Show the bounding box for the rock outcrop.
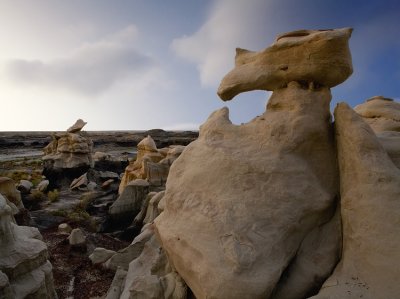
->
[310,103,400,299]
[42,119,93,188]
[109,179,150,223]
[218,28,353,101]
[0,194,56,298]
[106,27,400,299]
[155,81,341,299]
[106,225,187,299]
[118,136,185,193]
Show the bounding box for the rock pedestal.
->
[42,119,93,189]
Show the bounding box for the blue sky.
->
[0,0,399,131]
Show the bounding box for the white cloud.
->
[171,0,272,88]
[4,25,156,95]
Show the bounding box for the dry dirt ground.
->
[42,227,129,299]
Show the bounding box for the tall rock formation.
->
[155,28,353,299]
[309,103,400,299]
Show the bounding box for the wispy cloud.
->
[5,25,157,95]
[171,0,272,88]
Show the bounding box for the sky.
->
[0,0,399,131]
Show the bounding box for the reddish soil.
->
[42,227,129,299]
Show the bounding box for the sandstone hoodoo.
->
[156,28,347,298]
[150,28,398,299]
[42,119,93,188]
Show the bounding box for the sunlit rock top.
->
[218,27,353,101]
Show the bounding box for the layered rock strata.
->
[0,194,56,299]
[42,119,93,188]
[119,136,185,193]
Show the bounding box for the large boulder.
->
[0,194,56,298]
[310,103,400,299]
[218,28,353,101]
[155,81,340,299]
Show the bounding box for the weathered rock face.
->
[310,103,400,299]
[43,132,93,169]
[155,81,340,299]
[110,179,150,220]
[107,224,187,299]
[42,119,93,188]
[0,194,56,299]
[218,28,353,101]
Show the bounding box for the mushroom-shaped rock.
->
[67,118,87,133]
[218,27,353,101]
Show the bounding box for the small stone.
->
[58,223,72,234]
[36,180,49,192]
[68,228,86,246]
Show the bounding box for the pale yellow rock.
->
[218,28,353,101]
[309,103,400,299]
[118,135,164,194]
[354,95,400,132]
[155,82,339,299]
